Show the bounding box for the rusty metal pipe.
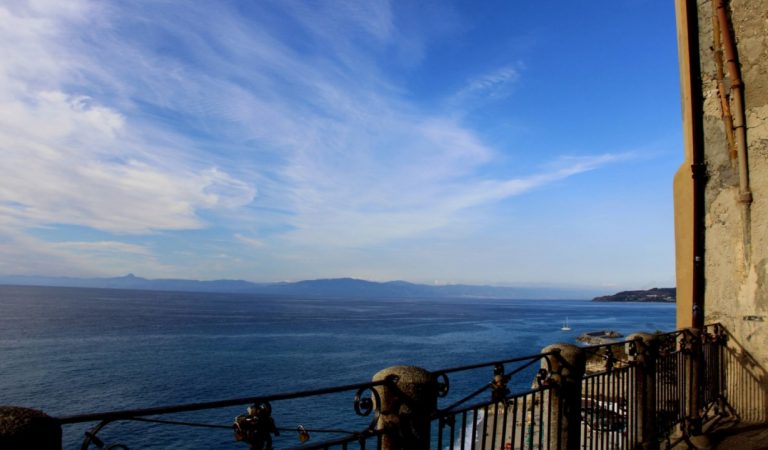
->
[714,0,752,205]
[711,5,737,161]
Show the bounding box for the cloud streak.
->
[0,0,636,278]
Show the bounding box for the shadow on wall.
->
[722,328,768,423]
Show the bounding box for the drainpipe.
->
[680,0,707,329]
[714,0,753,265]
[711,7,737,162]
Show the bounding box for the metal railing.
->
[431,352,560,450]
[577,324,727,449]
[2,325,729,450]
[57,380,392,450]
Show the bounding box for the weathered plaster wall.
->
[695,0,768,422]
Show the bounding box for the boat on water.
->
[561,318,572,331]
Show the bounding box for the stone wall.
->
[675,0,768,422]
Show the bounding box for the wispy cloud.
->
[453,65,522,103]
[0,2,256,237]
[278,152,630,248]
[52,240,152,255]
[235,234,265,249]
[0,0,634,278]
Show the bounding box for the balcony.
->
[4,322,766,449]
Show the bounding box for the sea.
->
[0,285,675,449]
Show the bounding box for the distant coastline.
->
[0,274,608,300]
[592,287,675,303]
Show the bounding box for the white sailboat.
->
[561,318,572,331]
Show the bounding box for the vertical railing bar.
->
[617,369,622,449]
[660,341,665,436]
[628,365,631,447]
[481,405,489,450]
[510,396,518,449]
[608,370,612,450]
[500,397,508,450]
[621,368,626,448]
[629,365,634,448]
[518,395,526,450]
[595,373,600,450]
[547,388,553,450]
[622,366,628,448]
[587,375,592,450]
[609,371,614,450]
[528,393,535,450]
[537,388,544,449]
[556,391,563,450]
[437,417,444,450]
[626,365,637,448]
[490,401,499,450]
[471,407,479,450]
[460,411,467,450]
[531,392,537,450]
[659,353,663,435]
[627,366,632,448]
[603,373,608,450]
[450,412,456,450]
[585,358,591,450]
[615,369,619,449]
[602,372,607,450]
[665,351,669,433]
[685,341,689,422]
[683,339,688,426]
[596,373,602,450]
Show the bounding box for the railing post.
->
[373,365,437,450]
[683,328,704,436]
[541,344,585,450]
[0,406,61,450]
[627,333,659,450]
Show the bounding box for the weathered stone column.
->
[541,344,585,450]
[627,333,659,450]
[0,406,61,450]
[372,365,437,450]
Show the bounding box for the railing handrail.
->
[57,378,393,425]
[434,350,559,375]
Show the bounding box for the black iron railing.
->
[431,352,560,450]
[57,380,392,450]
[577,323,728,450]
[25,324,728,450]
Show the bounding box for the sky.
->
[0,0,683,290]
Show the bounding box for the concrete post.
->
[0,406,61,450]
[372,365,437,450]
[627,333,659,450]
[541,344,585,450]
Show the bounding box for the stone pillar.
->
[627,333,659,450]
[372,365,437,450]
[0,406,61,450]
[541,344,585,450]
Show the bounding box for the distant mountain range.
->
[592,287,676,303]
[0,274,611,300]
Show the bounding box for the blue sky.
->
[0,0,681,290]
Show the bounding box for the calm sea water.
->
[0,285,675,449]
